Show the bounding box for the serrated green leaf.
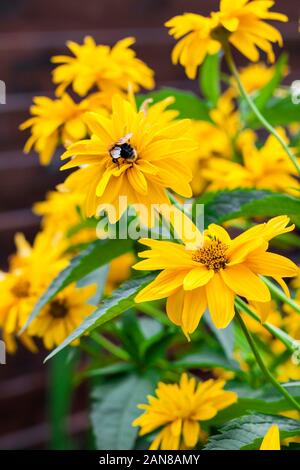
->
[136,87,212,121]
[21,238,133,333]
[204,412,300,450]
[199,53,221,107]
[90,373,155,450]
[44,274,155,362]
[195,189,300,227]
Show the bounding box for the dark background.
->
[0,0,299,449]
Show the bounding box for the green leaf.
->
[196,189,300,227]
[90,373,154,450]
[21,238,133,333]
[248,54,287,115]
[171,347,240,371]
[136,87,212,121]
[204,311,234,360]
[209,382,300,425]
[204,412,300,450]
[44,274,155,362]
[251,95,300,127]
[199,53,221,107]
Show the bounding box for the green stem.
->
[235,297,296,352]
[224,44,300,176]
[138,302,171,327]
[262,276,300,315]
[235,309,300,412]
[90,331,130,361]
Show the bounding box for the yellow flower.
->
[52,36,155,97]
[61,95,194,223]
[104,252,135,295]
[260,424,280,450]
[0,231,68,352]
[165,1,287,79]
[20,92,107,165]
[134,216,298,335]
[190,90,240,195]
[242,300,282,339]
[33,188,96,246]
[28,283,96,349]
[202,129,300,194]
[235,63,275,94]
[133,373,237,450]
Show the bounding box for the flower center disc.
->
[49,300,68,319]
[192,239,228,271]
[11,280,30,298]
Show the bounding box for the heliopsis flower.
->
[61,95,195,223]
[28,283,96,349]
[134,216,298,336]
[20,93,107,165]
[133,373,237,450]
[33,188,96,246]
[260,424,280,450]
[0,231,68,352]
[202,129,300,194]
[190,90,240,195]
[52,36,155,97]
[165,1,288,79]
[104,252,135,295]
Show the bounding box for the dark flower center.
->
[49,300,68,319]
[192,238,228,271]
[11,280,30,298]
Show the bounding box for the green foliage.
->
[136,87,212,121]
[90,373,155,450]
[196,189,300,227]
[45,274,155,361]
[199,53,221,107]
[22,238,134,332]
[204,412,300,450]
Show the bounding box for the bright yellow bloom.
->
[134,216,298,335]
[260,424,280,450]
[28,283,95,349]
[235,63,275,94]
[165,1,287,79]
[61,95,194,223]
[133,373,237,450]
[20,93,107,165]
[52,36,155,97]
[104,252,135,295]
[190,90,240,195]
[242,300,282,338]
[33,188,96,246]
[0,231,68,352]
[202,129,300,194]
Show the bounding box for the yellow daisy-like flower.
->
[28,283,96,349]
[202,129,300,195]
[52,36,155,97]
[260,424,280,450]
[165,0,288,79]
[0,231,68,352]
[33,188,96,246]
[20,92,107,165]
[134,216,298,336]
[61,95,194,223]
[133,373,237,450]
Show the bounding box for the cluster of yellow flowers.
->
[0,0,299,451]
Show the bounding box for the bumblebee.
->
[109,133,137,164]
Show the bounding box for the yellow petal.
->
[183,420,200,448]
[205,273,235,329]
[221,265,271,302]
[260,424,280,450]
[183,267,214,290]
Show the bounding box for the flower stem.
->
[224,44,300,176]
[235,308,300,412]
[262,276,300,316]
[235,297,296,352]
[90,331,130,361]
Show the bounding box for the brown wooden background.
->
[0,0,299,449]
